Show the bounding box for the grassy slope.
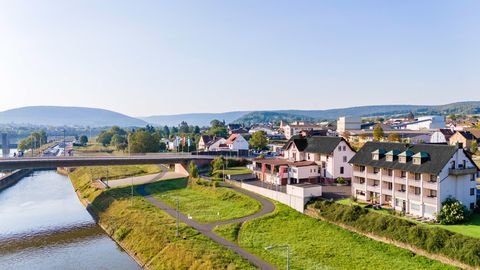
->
[222,167,253,175]
[86,165,162,180]
[69,167,255,270]
[145,178,261,223]
[216,203,454,270]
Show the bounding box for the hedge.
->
[311,200,480,267]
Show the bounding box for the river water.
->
[0,170,141,270]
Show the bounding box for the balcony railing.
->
[366,185,381,193]
[352,182,365,191]
[409,194,421,202]
[449,167,477,176]
[394,177,406,185]
[423,181,438,190]
[395,190,406,199]
[353,171,366,177]
[382,188,393,195]
[423,196,437,205]
[366,173,380,180]
[409,180,421,187]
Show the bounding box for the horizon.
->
[2,100,479,118]
[1,1,478,115]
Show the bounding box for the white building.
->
[349,142,479,219]
[281,121,326,139]
[430,129,454,144]
[224,134,249,151]
[393,116,445,130]
[337,116,362,133]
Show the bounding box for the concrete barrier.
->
[227,180,320,212]
[0,169,33,191]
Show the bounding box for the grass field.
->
[215,202,455,270]
[222,167,253,176]
[69,167,255,269]
[145,178,261,223]
[85,165,162,181]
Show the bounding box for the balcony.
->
[395,190,406,199]
[449,167,477,176]
[409,179,421,187]
[423,181,438,190]
[353,170,366,177]
[423,196,438,205]
[367,173,380,180]
[366,184,381,193]
[382,188,393,195]
[382,176,393,182]
[409,194,421,202]
[394,177,406,185]
[352,182,365,191]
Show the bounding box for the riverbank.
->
[0,169,32,191]
[69,166,255,269]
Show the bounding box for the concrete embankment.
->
[0,169,33,192]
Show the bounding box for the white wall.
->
[230,135,249,150]
[430,131,447,143]
[331,141,355,179]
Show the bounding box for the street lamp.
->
[265,245,290,270]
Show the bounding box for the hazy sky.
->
[0,1,478,116]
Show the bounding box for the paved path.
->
[137,181,276,270]
[107,165,187,188]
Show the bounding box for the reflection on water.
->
[0,171,140,270]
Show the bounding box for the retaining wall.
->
[0,169,33,191]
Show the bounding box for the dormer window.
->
[386,150,400,162]
[398,150,414,163]
[399,156,407,163]
[371,149,385,161]
[412,152,429,165]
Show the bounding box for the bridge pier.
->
[1,133,9,157]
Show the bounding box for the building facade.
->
[349,142,478,219]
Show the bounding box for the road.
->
[137,181,276,270]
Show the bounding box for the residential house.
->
[223,134,249,151]
[198,135,213,151]
[449,131,478,150]
[430,129,454,144]
[281,121,326,139]
[349,142,479,219]
[205,137,227,151]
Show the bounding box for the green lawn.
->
[215,202,455,270]
[222,167,253,176]
[145,178,261,223]
[85,165,162,181]
[435,213,480,239]
[69,167,255,269]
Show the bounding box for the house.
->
[281,121,326,139]
[449,131,478,150]
[249,126,277,136]
[198,135,213,151]
[205,137,227,151]
[283,136,356,183]
[223,134,249,151]
[250,158,319,185]
[337,116,362,133]
[430,129,454,144]
[349,142,479,219]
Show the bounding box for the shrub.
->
[310,199,480,267]
[335,177,346,184]
[437,196,470,225]
[114,225,131,241]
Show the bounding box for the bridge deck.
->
[0,154,215,170]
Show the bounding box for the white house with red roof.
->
[223,134,249,151]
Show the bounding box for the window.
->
[338,146,342,151]
[372,154,379,160]
[340,167,344,174]
[428,190,437,197]
[414,173,421,180]
[399,185,406,192]
[387,169,393,176]
[359,165,365,172]
[359,178,365,184]
[399,156,406,163]
[471,174,476,182]
[413,157,421,165]
[430,175,437,182]
[373,167,380,174]
[343,156,347,162]
[322,162,326,168]
[387,182,393,190]
[401,171,406,178]
[470,203,475,210]
[307,153,310,160]
[470,188,475,196]
[414,187,421,195]
[450,161,455,169]
[343,146,346,151]
[386,155,393,162]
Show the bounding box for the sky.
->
[0,1,478,116]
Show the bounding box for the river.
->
[0,170,141,270]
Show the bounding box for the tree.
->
[110,134,127,150]
[162,126,170,138]
[79,135,88,145]
[97,131,113,146]
[193,126,200,134]
[128,130,160,153]
[211,156,225,177]
[437,197,470,225]
[189,161,199,179]
[387,132,400,142]
[249,131,268,150]
[179,121,190,134]
[210,119,225,128]
[470,140,478,154]
[359,133,368,141]
[373,125,384,141]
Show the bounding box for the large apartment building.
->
[349,142,479,219]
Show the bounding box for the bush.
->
[335,177,346,184]
[437,197,470,225]
[114,225,131,241]
[311,199,480,267]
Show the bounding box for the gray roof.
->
[349,142,462,174]
[284,136,350,154]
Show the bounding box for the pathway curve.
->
[107,165,187,188]
[137,181,276,270]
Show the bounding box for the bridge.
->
[0,154,216,170]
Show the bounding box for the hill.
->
[0,106,147,127]
[141,111,251,127]
[233,101,480,124]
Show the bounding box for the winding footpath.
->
[136,182,276,270]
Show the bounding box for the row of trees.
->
[18,130,48,151]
